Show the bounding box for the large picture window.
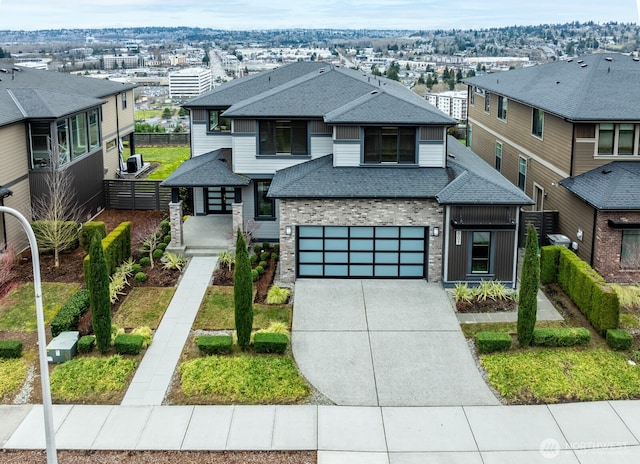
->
[259,120,307,155]
[471,231,491,274]
[255,180,275,220]
[363,127,416,164]
[532,108,544,138]
[621,230,640,269]
[208,110,231,132]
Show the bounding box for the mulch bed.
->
[455,298,516,313]
[212,248,278,305]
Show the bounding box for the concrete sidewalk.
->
[121,256,217,406]
[2,402,640,463]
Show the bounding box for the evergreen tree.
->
[517,224,540,347]
[234,229,253,349]
[88,236,111,353]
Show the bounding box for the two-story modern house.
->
[163,61,532,285]
[0,65,136,251]
[465,53,640,282]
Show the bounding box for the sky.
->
[0,0,638,31]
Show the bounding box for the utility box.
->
[547,234,571,247]
[46,331,79,363]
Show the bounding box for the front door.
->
[206,187,234,214]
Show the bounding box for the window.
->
[470,88,475,106]
[532,108,544,138]
[484,92,491,113]
[89,109,100,150]
[259,120,307,155]
[495,142,502,171]
[518,157,527,191]
[497,96,507,121]
[121,91,127,110]
[255,180,275,219]
[208,110,231,132]
[56,119,70,165]
[622,230,640,269]
[363,127,416,164]
[598,123,637,156]
[467,124,473,148]
[71,113,88,159]
[471,231,491,274]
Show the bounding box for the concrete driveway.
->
[292,279,500,407]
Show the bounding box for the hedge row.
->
[606,329,633,351]
[532,328,591,347]
[83,221,131,287]
[254,333,289,354]
[79,222,107,252]
[50,289,91,337]
[540,246,619,335]
[475,331,512,353]
[0,340,23,358]
[196,335,233,354]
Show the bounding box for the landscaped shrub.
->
[83,221,131,287]
[163,252,187,271]
[89,236,112,354]
[250,254,258,264]
[266,285,291,304]
[50,289,91,337]
[606,329,633,351]
[139,257,151,267]
[255,265,265,275]
[253,244,262,255]
[130,326,153,348]
[196,335,233,354]
[109,258,135,304]
[254,332,289,354]
[157,242,168,251]
[132,263,142,274]
[234,229,253,350]
[274,244,279,253]
[135,272,147,282]
[152,248,164,259]
[260,251,270,261]
[114,333,144,355]
[475,331,512,353]
[77,335,96,354]
[79,221,106,252]
[532,328,591,347]
[255,321,290,337]
[271,252,278,261]
[539,245,562,285]
[217,250,234,270]
[258,260,267,268]
[160,219,171,236]
[0,340,23,358]
[163,235,171,244]
[517,224,539,347]
[251,269,259,282]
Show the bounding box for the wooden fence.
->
[519,210,560,247]
[133,133,189,146]
[104,180,172,210]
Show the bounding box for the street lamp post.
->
[0,206,57,464]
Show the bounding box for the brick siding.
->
[593,211,640,283]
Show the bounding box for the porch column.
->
[232,202,244,239]
[168,200,185,253]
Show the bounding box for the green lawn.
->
[0,358,29,402]
[0,282,80,331]
[481,348,640,403]
[122,147,189,180]
[112,287,175,329]
[179,354,308,403]
[194,286,291,330]
[50,355,136,403]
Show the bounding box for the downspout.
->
[590,208,597,267]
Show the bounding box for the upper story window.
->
[208,110,231,132]
[121,91,127,110]
[254,180,275,220]
[518,156,527,191]
[470,89,475,106]
[495,142,502,172]
[484,92,491,113]
[29,109,101,169]
[497,96,507,121]
[363,127,416,164]
[259,120,308,156]
[532,108,544,138]
[598,123,637,156]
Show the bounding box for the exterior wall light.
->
[432,226,440,237]
[285,225,292,235]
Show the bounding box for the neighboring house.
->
[163,61,531,285]
[464,53,640,282]
[0,64,136,250]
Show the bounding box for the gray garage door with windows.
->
[297,225,428,278]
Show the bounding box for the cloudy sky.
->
[0,0,638,31]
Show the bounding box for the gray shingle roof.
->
[438,136,534,205]
[559,162,640,210]
[269,136,533,205]
[0,65,136,127]
[160,149,250,188]
[464,53,640,121]
[184,61,327,108]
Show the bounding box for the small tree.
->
[234,228,253,349]
[88,236,111,353]
[517,224,540,347]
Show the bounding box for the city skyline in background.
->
[0,0,638,32]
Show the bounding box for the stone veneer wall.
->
[168,201,184,250]
[232,202,244,239]
[592,210,640,283]
[278,198,444,283]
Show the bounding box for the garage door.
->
[297,226,427,278]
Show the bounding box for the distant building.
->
[102,54,142,70]
[426,91,468,121]
[169,67,212,100]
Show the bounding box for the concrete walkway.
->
[121,256,217,406]
[2,402,640,463]
[292,280,499,407]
